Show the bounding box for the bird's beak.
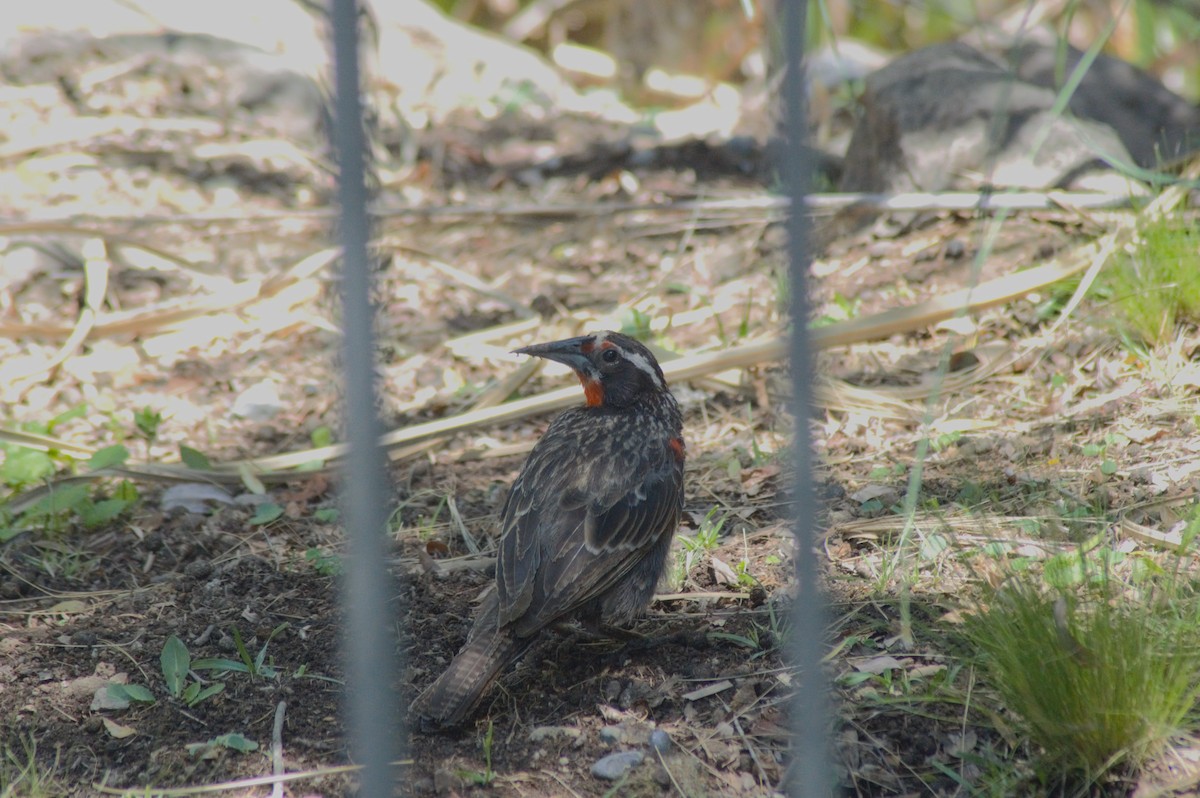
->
[513,336,593,372]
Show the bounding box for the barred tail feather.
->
[411,594,528,730]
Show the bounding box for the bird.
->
[411,330,686,731]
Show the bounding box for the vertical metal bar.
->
[329,0,403,794]
[781,0,834,795]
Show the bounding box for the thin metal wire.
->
[330,0,403,794]
[781,0,834,794]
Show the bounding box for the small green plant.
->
[133,407,164,444]
[311,426,334,448]
[619,307,653,340]
[190,624,288,680]
[179,445,212,470]
[1104,216,1200,346]
[964,565,1200,782]
[1,733,64,798]
[456,720,496,786]
[29,541,99,582]
[1081,433,1126,477]
[305,547,343,576]
[927,430,962,453]
[390,491,447,540]
[670,506,729,588]
[1,406,88,492]
[186,733,258,759]
[160,635,225,707]
[1,436,137,541]
[314,507,340,523]
[249,502,284,526]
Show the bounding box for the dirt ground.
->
[3,16,1200,798]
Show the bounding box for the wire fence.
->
[329,0,404,793]
[327,0,830,793]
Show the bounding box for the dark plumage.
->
[411,331,685,730]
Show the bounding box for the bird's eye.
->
[601,348,621,364]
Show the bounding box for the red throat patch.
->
[668,437,686,462]
[579,375,604,407]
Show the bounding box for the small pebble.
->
[649,729,671,752]
[232,379,282,422]
[598,726,623,744]
[591,750,644,780]
[70,630,98,646]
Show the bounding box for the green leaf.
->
[191,657,249,673]
[160,635,190,698]
[1100,459,1118,476]
[1082,443,1105,457]
[314,508,339,523]
[1,447,55,487]
[191,682,225,705]
[919,533,951,560]
[838,671,877,687]
[1043,553,1085,589]
[182,681,200,704]
[310,426,333,448]
[48,403,88,430]
[80,498,130,527]
[249,503,284,525]
[707,632,759,649]
[254,624,288,672]
[238,463,266,495]
[982,541,1011,558]
[179,446,212,470]
[114,480,140,502]
[108,683,155,704]
[232,627,254,672]
[305,547,342,576]
[87,445,129,471]
[26,484,91,518]
[133,407,163,440]
[213,733,257,753]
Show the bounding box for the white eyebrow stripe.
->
[623,349,664,390]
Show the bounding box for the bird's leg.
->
[617,627,709,654]
[548,613,646,643]
[595,622,646,641]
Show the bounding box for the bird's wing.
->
[496,432,682,635]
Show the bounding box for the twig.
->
[6,239,108,387]
[0,188,1161,229]
[270,701,287,798]
[653,746,689,798]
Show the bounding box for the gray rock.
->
[649,729,671,752]
[1011,42,1200,168]
[823,37,1200,237]
[591,750,644,780]
[840,42,1138,195]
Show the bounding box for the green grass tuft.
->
[964,566,1200,783]
[1106,217,1200,345]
